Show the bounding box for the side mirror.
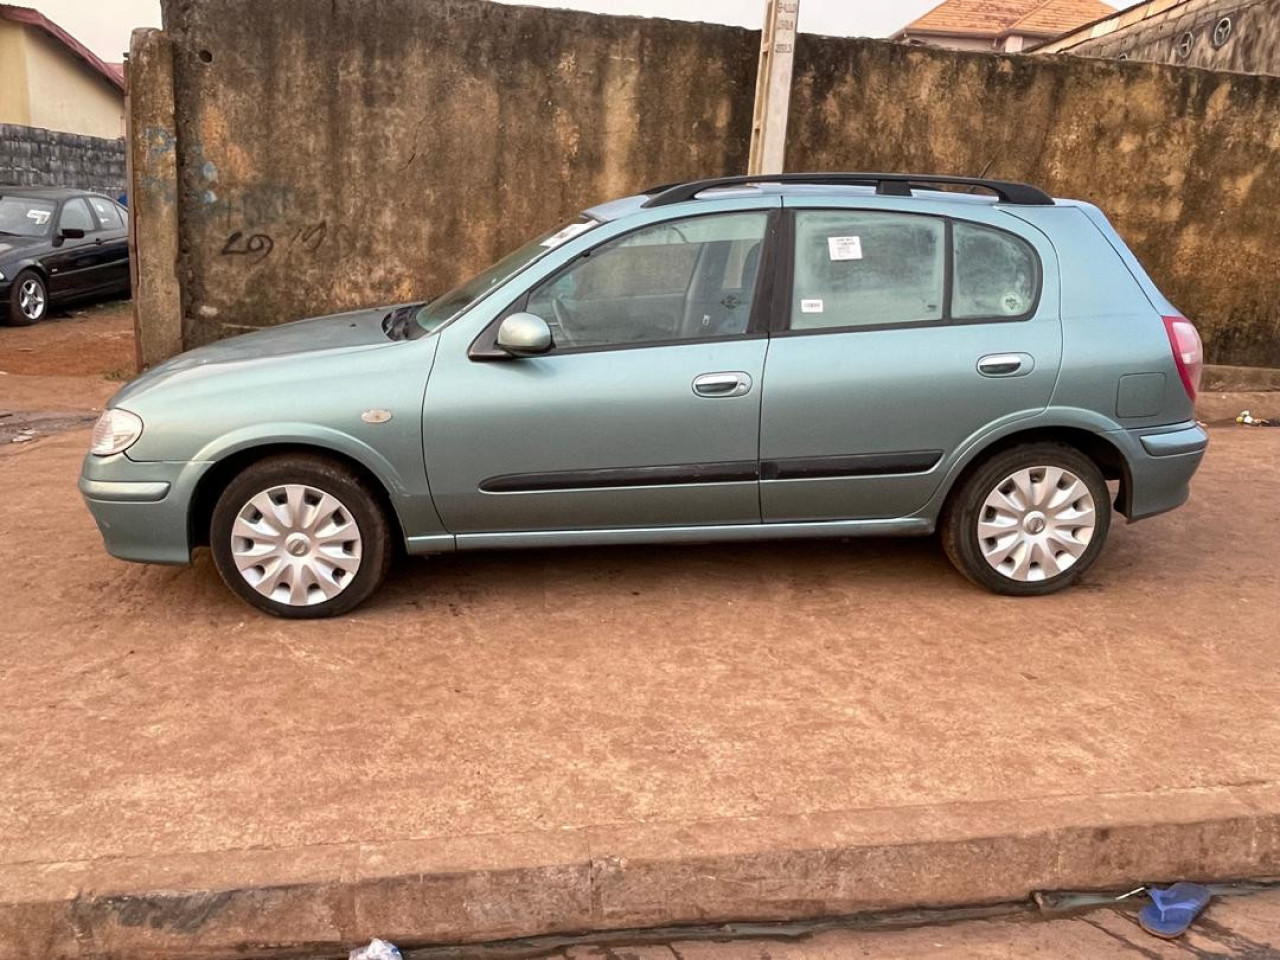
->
[495,312,553,357]
[60,227,86,240]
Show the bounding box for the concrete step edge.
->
[3,782,1279,959]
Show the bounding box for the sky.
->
[24,0,1119,62]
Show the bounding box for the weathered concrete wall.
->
[788,38,1280,366]
[127,30,184,368]
[159,0,757,348]
[144,0,1279,366]
[0,123,126,194]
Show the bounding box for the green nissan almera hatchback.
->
[81,174,1208,618]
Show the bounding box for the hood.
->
[0,234,45,260]
[111,305,408,407]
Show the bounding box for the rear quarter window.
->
[952,221,1039,320]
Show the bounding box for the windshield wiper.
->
[381,302,427,342]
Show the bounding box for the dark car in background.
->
[0,187,130,326]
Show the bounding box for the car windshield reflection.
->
[0,197,56,238]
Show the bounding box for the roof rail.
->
[641,173,1055,208]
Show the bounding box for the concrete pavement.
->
[2,311,1279,958]
[510,887,1280,960]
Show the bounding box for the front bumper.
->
[1112,422,1209,522]
[79,453,213,564]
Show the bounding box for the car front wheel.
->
[941,442,1111,596]
[6,270,48,326]
[210,454,393,618]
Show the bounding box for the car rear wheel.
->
[941,442,1111,596]
[210,454,393,618]
[6,270,47,326]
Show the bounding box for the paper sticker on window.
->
[800,299,825,314]
[1000,291,1027,315]
[540,221,594,249]
[27,210,50,226]
[828,236,863,261]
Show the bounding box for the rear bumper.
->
[1113,422,1209,522]
[79,454,211,564]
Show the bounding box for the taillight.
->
[1162,315,1203,401]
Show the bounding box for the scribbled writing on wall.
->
[219,220,348,266]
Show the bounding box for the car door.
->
[422,207,778,537]
[85,196,131,294]
[43,198,101,300]
[759,199,1062,523]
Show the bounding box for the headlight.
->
[90,408,144,456]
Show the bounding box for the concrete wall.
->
[787,38,1280,367]
[1035,0,1280,76]
[158,0,757,348]
[0,123,126,194]
[140,0,1280,367]
[0,20,126,140]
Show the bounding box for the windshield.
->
[0,197,56,238]
[414,217,597,335]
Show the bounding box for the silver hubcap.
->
[231,484,362,606]
[18,279,45,320]
[978,466,1096,582]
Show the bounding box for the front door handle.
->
[693,372,752,398]
[977,353,1035,378]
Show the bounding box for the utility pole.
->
[748,0,800,175]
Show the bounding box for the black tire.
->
[210,454,394,618]
[940,442,1111,596]
[5,269,47,326]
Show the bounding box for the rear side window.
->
[791,212,945,330]
[88,197,124,230]
[953,222,1038,320]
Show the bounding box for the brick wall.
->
[0,123,127,196]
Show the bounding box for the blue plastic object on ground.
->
[1138,883,1212,938]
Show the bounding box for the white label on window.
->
[27,210,50,225]
[540,221,594,249]
[828,236,863,261]
[800,299,825,314]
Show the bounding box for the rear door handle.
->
[693,372,752,398]
[977,353,1034,378]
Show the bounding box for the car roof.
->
[585,174,1072,223]
[0,186,112,202]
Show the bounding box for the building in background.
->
[892,0,1114,53]
[0,4,126,194]
[0,4,125,139]
[1033,0,1280,76]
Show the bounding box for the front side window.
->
[58,198,96,234]
[414,217,598,337]
[0,197,56,238]
[526,212,768,351]
[953,221,1038,319]
[790,211,945,331]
